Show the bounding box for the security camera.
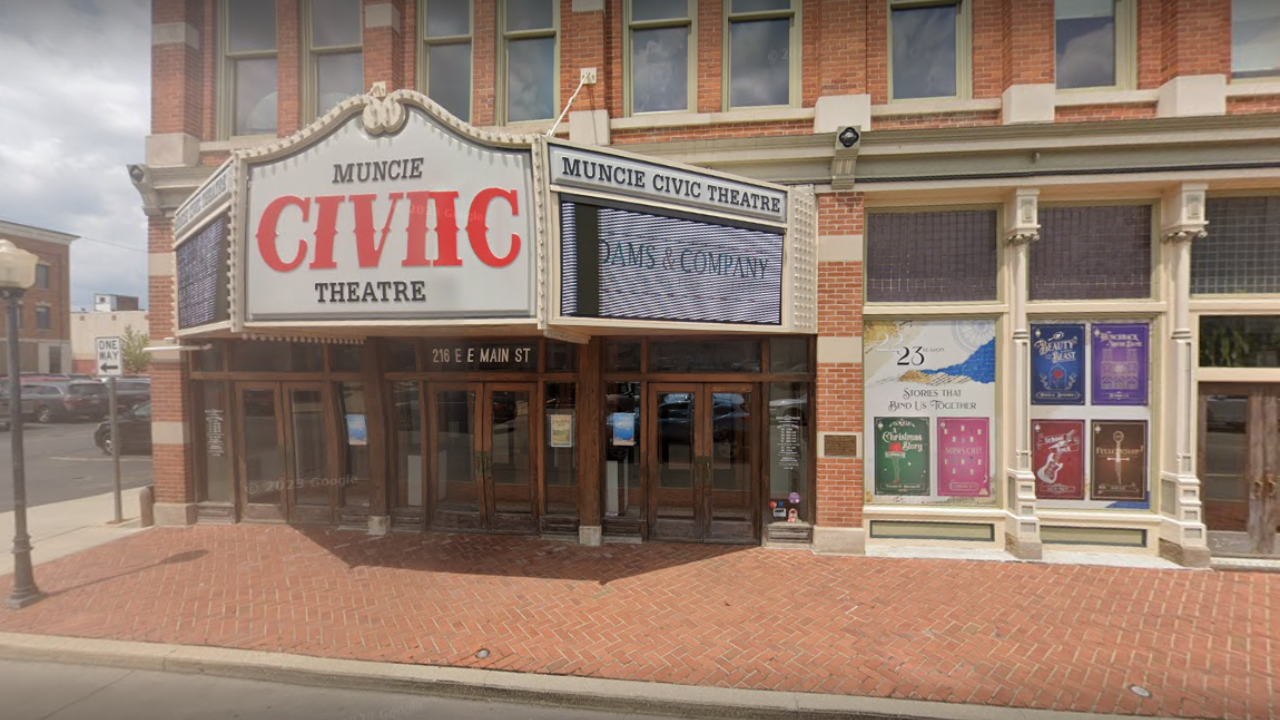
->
[127,164,148,184]
[837,126,861,149]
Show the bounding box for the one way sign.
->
[96,336,123,377]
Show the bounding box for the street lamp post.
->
[0,239,42,609]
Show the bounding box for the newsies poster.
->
[865,319,997,502]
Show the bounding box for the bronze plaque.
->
[823,433,860,459]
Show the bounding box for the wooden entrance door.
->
[236,383,287,522]
[428,382,539,533]
[1200,384,1280,557]
[235,382,338,524]
[647,384,759,543]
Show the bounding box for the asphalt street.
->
[0,659,688,720]
[0,420,151,513]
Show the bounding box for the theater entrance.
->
[236,382,337,524]
[647,384,758,543]
[428,383,538,533]
[1200,384,1280,557]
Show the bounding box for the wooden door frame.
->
[1199,382,1279,556]
[647,383,705,541]
[481,382,541,533]
[281,381,338,525]
[234,382,287,522]
[426,381,486,531]
[704,383,762,543]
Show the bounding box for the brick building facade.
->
[0,219,77,376]
[135,0,1280,564]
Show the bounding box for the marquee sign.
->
[243,100,537,322]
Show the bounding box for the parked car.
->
[95,401,152,455]
[0,387,40,430]
[25,381,109,423]
[111,378,151,412]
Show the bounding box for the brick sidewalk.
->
[0,526,1274,719]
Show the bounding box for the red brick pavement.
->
[0,526,1275,718]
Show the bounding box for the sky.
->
[0,0,150,311]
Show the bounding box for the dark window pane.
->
[339,382,372,509]
[1194,196,1280,294]
[546,342,578,372]
[234,57,278,135]
[193,342,225,373]
[317,52,363,115]
[604,382,642,519]
[1199,316,1280,368]
[292,344,325,372]
[329,344,362,372]
[733,0,790,12]
[1233,0,1280,79]
[392,382,423,508]
[770,337,809,373]
[311,0,362,47]
[632,0,688,21]
[632,26,689,113]
[426,0,469,36]
[507,36,556,121]
[650,340,761,373]
[228,0,276,52]
[891,5,957,99]
[232,341,290,372]
[605,341,641,372]
[35,265,49,289]
[387,341,418,371]
[1055,0,1116,89]
[1031,206,1151,300]
[866,210,998,303]
[544,382,577,517]
[428,43,472,121]
[506,0,554,31]
[729,18,790,107]
[768,382,809,504]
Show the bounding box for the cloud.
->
[0,0,150,311]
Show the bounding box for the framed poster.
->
[873,417,930,496]
[345,414,367,446]
[611,412,636,447]
[1090,420,1147,501]
[937,418,991,497]
[1092,323,1149,406]
[548,412,574,448]
[1032,420,1085,500]
[1031,324,1085,405]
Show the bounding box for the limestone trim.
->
[817,234,863,262]
[152,422,189,446]
[0,220,77,246]
[572,0,605,10]
[871,98,1002,118]
[1227,79,1280,97]
[816,336,862,364]
[1054,88,1159,107]
[148,252,175,278]
[610,107,815,131]
[363,3,402,33]
[152,22,200,50]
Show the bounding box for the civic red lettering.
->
[402,191,461,267]
[349,192,404,267]
[308,194,345,269]
[466,188,521,268]
[255,195,310,272]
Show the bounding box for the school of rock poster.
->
[865,319,996,501]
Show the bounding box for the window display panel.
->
[544,383,577,517]
[197,382,232,503]
[339,382,372,509]
[604,382,641,520]
[1030,319,1153,509]
[864,319,998,505]
[392,381,423,508]
[768,382,809,520]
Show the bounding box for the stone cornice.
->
[0,219,77,246]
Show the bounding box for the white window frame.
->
[302,0,364,123]
[217,0,279,139]
[722,0,802,110]
[623,0,698,117]
[418,0,474,122]
[886,0,972,104]
[1053,0,1137,92]
[496,0,560,125]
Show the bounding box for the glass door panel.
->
[650,386,702,540]
[484,385,537,532]
[432,386,482,530]
[1203,393,1250,534]
[1201,385,1280,557]
[708,389,755,541]
[239,385,285,521]
[287,386,332,523]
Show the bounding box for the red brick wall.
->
[363,0,405,91]
[1160,0,1231,84]
[1002,0,1053,88]
[151,0,205,137]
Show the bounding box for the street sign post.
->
[97,337,123,523]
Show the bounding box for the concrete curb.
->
[0,632,1170,720]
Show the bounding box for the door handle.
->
[1266,473,1277,497]
[1254,478,1265,500]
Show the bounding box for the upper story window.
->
[420,1,473,122]
[221,0,278,137]
[499,0,558,123]
[725,0,799,109]
[34,264,49,289]
[305,0,363,121]
[1055,0,1135,90]
[626,0,695,115]
[1031,205,1152,301]
[35,306,50,331]
[889,0,968,101]
[1193,196,1280,295]
[1232,0,1280,80]
[866,209,998,303]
